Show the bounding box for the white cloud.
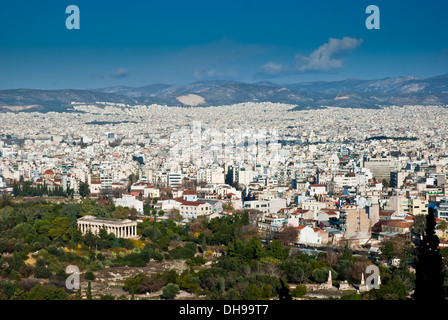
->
[112,67,130,78]
[294,37,363,72]
[256,37,363,77]
[259,62,284,76]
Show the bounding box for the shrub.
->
[340,291,363,300]
[34,266,52,279]
[121,253,147,267]
[152,249,164,261]
[24,283,69,300]
[169,246,195,260]
[290,285,307,298]
[186,256,206,267]
[161,283,180,299]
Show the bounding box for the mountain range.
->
[1,74,448,113]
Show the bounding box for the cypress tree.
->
[277,278,292,300]
[86,281,93,300]
[415,207,444,300]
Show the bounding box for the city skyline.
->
[1,0,448,89]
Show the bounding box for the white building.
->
[309,184,327,196]
[114,194,144,214]
[301,200,328,219]
[131,182,160,199]
[296,225,321,244]
[182,190,198,201]
[198,168,225,184]
[243,198,287,214]
[180,200,213,219]
[168,172,183,187]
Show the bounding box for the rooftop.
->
[77,215,135,225]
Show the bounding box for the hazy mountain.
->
[92,84,173,98]
[0,89,139,112]
[1,74,447,112]
[283,74,448,94]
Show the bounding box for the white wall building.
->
[243,198,287,214]
[296,225,321,244]
[114,194,144,213]
[180,201,213,219]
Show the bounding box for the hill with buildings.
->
[1,74,447,112]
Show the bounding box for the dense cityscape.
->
[1,0,448,309]
[1,101,448,301]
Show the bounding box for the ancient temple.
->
[77,215,138,239]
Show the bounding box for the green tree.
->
[124,274,144,293]
[311,267,329,283]
[277,278,292,300]
[79,182,90,198]
[48,217,71,241]
[336,259,353,282]
[411,214,426,240]
[290,285,307,298]
[244,283,263,300]
[341,243,354,262]
[246,237,266,260]
[72,287,82,300]
[83,231,98,250]
[0,192,14,208]
[380,241,397,261]
[267,239,289,260]
[24,284,69,300]
[391,261,416,293]
[371,280,407,300]
[79,199,95,217]
[86,281,93,300]
[150,209,165,229]
[281,258,311,284]
[129,207,138,221]
[161,283,180,299]
[113,206,130,219]
[84,271,95,281]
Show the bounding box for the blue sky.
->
[0,0,447,89]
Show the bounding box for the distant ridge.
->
[1,74,447,112]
